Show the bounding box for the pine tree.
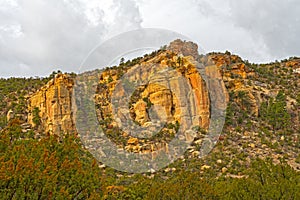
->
[267,91,291,134]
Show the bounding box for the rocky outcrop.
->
[97,52,210,128]
[25,40,258,139]
[6,109,14,122]
[95,41,213,152]
[287,59,300,74]
[206,53,259,116]
[27,73,75,135]
[167,39,200,58]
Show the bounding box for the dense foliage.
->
[0,128,104,199]
[1,127,299,199]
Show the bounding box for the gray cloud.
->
[0,0,142,77]
[228,0,300,60]
[136,0,300,63]
[1,0,300,77]
[135,0,271,62]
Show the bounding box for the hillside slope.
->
[0,39,299,199]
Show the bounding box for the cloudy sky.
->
[0,0,299,77]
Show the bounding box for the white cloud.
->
[136,0,300,63]
[1,0,300,77]
[0,0,142,77]
[228,0,300,60]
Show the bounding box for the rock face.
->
[167,39,200,58]
[205,64,229,111]
[97,51,210,130]
[26,40,257,140]
[205,53,259,116]
[94,41,213,152]
[28,74,75,135]
[6,109,14,122]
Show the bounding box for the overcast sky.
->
[0,0,299,78]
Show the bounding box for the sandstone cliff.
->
[95,44,212,152]
[28,73,75,135]
[26,40,292,143]
[97,53,210,126]
[20,39,299,170]
[205,53,259,116]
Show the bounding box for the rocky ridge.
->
[4,39,299,172]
